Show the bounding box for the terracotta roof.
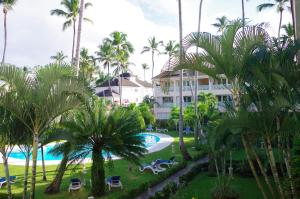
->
[152,71,180,80]
[98,77,139,87]
[135,79,152,88]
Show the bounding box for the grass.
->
[0,131,200,199]
[173,173,265,199]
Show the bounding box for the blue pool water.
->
[9,133,160,161]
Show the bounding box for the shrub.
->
[149,182,178,199]
[211,176,239,199]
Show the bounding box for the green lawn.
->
[0,131,200,199]
[173,173,266,199]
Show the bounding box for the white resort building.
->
[153,70,231,120]
[95,73,152,105]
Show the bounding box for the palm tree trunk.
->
[241,0,245,34]
[119,67,123,105]
[283,148,296,198]
[278,10,283,39]
[265,136,285,199]
[144,69,146,81]
[71,19,76,64]
[178,0,192,161]
[151,51,155,80]
[107,63,114,102]
[75,0,85,76]
[1,8,8,64]
[251,145,275,198]
[194,0,204,143]
[30,132,39,199]
[45,152,69,194]
[23,152,30,199]
[41,145,47,181]
[242,135,268,199]
[91,145,105,197]
[1,149,12,199]
[291,0,296,37]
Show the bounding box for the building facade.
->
[95,73,152,105]
[153,71,231,120]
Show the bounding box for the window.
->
[162,97,173,103]
[183,96,192,103]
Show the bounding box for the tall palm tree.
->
[141,63,149,81]
[0,0,17,64]
[50,51,68,65]
[257,0,290,38]
[104,31,134,105]
[212,16,229,33]
[62,98,146,196]
[0,64,88,199]
[96,40,115,98]
[141,36,163,80]
[79,48,97,82]
[50,0,92,63]
[162,40,179,70]
[177,0,192,161]
[282,23,294,40]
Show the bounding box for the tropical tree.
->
[177,0,192,161]
[141,36,163,80]
[96,40,115,96]
[50,0,92,63]
[0,64,88,199]
[212,16,230,33]
[141,63,149,81]
[79,48,97,82]
[162,40,179,69]
[61,98,146,196]
[282,23,294,41]
[257,0,290,38]
[104,31,134,105]
[138,103,155,125]
[0,0,18,64]
[50,51,68,65]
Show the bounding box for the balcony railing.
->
[212,84,228,90]
[158,103,174,108]
[198,85,209,90]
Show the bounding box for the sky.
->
[0,0,293,81]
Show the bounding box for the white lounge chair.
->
[0,177,6,188]
[9,176,17,184]
[106,176,123,191]
[139,163,166,175]
[156,128,168,133]
[68,178,82,192]
[153,157,178,168]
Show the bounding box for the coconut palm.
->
[96,40,115,97]
[177,0,192,161]
[212,16,230,33]
[104,31,134,105]
[0,64,88,199]
[282,23,294,41]
[50,51,68,65]
[0,0,17,64]
[61,98,146,196]
[79,48,97,82]
[162,40,179,69]
[141,36,163,80]
[141,63,149,81]
[257,0,290,38]
[50,0,92,63]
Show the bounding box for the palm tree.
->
[104,31,134,105]
[177,0,192,161]
[50,0,92,63]
[141,63,149,81]
[162,40,179,70]
[0,64,88,199]
[257,0,290,38]
[212,16,230,33]
[79,48,97,82]
[96,40,115,98]
[0,0,17,64]
[141,36,163,80]
[282,23,294,41]
[62,98,146,196]
[50,51,68,65]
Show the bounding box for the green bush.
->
[149,182,178,199]
[292,138,300,192]
[211,176,240,199]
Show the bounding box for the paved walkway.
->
[135,157,209,199]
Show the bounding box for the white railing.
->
[198,85,209,90]
[159,103,174,108]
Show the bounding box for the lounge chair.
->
[106,176,123,191]
[139,163,166,175]
[153,156,178,168]
[0,177,6,188]
[146,124,154,132]
[156,127,168,133]
[183,126,191,135]
[68,178,81,192]
[9,176,17,184]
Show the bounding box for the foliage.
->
[138,103,155,126]
[292,138,300,191]
[211,176,240,199]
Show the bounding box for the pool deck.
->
[2,132,174,166]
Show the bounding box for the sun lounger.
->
[183,126,191,135]
[139,163,166,175]
[9,176,17,184]
[156,128,168,133]
[68,178,81,192]
[0,177,6,188]
[146,124,154,132]
[153,156,178,168]
[106,176,123,191]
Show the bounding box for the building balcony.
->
[158,103,174,108]
[198,85,209,90]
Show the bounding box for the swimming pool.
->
[9,133,160,161]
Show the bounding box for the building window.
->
[162,97,173,103]
[183,96,192,103]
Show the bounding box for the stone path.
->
[135,157,208,199]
